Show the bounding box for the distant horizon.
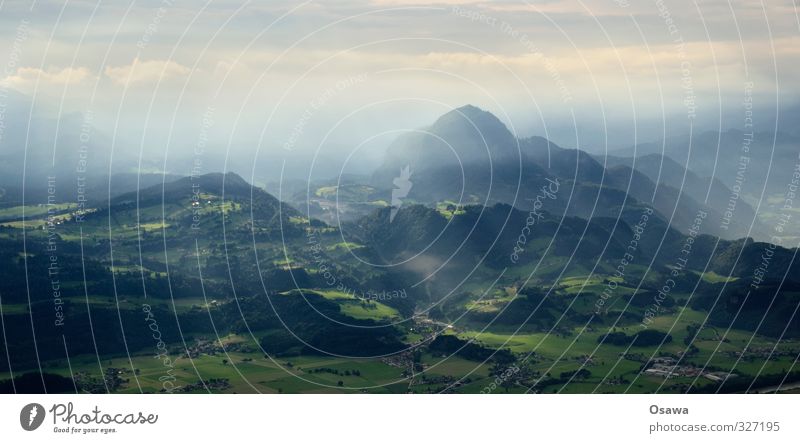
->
[2,0,800,406]
[2,0,799,163]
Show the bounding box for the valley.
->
[1,106,799,394]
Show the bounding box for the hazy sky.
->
[0,0,797,176]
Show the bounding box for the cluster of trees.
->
[307,367,361,376]
[0,372,75,393]
[559,368,591,380]
[428,335,515,364]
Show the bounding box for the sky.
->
[0,0,797,178]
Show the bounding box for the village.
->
[642,356,737,383]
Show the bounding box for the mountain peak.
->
[452,104,486,116]
[173,172,251,194]
[431,105,512,140]
[373,105,520,187]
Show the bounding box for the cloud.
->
[369,0,479,5]
[0,66,92,90]
[104,58,191,85]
